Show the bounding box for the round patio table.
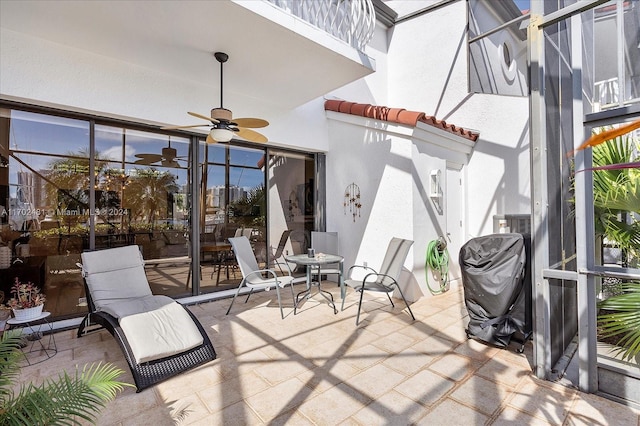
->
[284,253,344,314]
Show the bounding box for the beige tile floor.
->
[14,283,640,425]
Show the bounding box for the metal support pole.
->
[571,12,598,393]
[528,11,552,381]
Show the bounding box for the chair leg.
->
[356,288,366,325]
[244,288,254,303]
[275,285,284,319]
[394,285,416,321]
[226,281,245,315]
[289,283,296,313]
[386,292,396,308]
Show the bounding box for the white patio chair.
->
[342,237,416,325]
[311,231,341,283]
[226,236,296,319]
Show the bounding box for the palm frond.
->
[598,282,640,361]
[0,359,131,425]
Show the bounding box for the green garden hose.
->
[425,238,449,294]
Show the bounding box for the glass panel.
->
[592,0,640,109]
[1,109,89,320]
[622,0,640,104]
[593,1,621,109]
[591,123,640,271]
[199,144,266,293]
[267,150,315,274]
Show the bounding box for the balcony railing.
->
[266,0,376,51]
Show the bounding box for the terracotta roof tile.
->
[325,100,479,142]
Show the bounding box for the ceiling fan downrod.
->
[214,51,228,109]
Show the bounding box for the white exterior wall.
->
[325,1,530,297]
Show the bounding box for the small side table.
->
[7,312,57,365]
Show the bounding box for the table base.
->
[295,283,338,315]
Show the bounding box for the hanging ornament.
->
[343,182,361,222]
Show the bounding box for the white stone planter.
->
[12,304,44,321]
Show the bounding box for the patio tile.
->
[197,371,271,413]
[123,392,210,426]
[382,346,436,376]
[508,377,577,424]
[491,406,552,425]
[188,400,262,426]
[476,355,530,388]
[96,387,159,425]
[342,343,390,370]
[449,375,513,416]
[394,369,455,406]
[347,363,406,399]
[370,326,417,352]
[453,337,501,361]
[244,377,312,421]
[351,389,431,424]
[565,391,640,425]
[297,382,371,424]
[253,357,316,386]
[296,359,361,393]
[428,353,480,382]
[411,334,458,357]
[415,398,490,425]
[155,363,223,400]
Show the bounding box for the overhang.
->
[0,0,376,110]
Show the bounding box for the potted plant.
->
[7,278,47,321]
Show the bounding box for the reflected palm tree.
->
[124,169,178,228]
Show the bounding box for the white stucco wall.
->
[384,1,530,239]
[325,0,530,297]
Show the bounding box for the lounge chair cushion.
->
[82,246,152,310]
[119,301,204,364]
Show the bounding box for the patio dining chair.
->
[77,245,216,392]
[226,236,296,319]
[342,237,416,325]
[311,231,341,283]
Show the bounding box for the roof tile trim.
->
[324,100,479,142]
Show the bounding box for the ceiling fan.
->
[134,138,185,168]
[162,52,269,144]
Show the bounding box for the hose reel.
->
[425,236,449,294]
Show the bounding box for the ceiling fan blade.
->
[236,127,268,143]
[188,111,220,123]
[161,124,210,130]
[134,158,156,165]
[135,153,163,162]
[233,117,269,128]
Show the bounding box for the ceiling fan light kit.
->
[209,128,234,142]
[161,52,269,144]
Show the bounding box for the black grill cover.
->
[459,233,529,348]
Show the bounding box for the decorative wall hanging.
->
[343,182,362,222]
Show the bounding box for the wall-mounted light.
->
[429,170,441,199]
[429,169,443,214]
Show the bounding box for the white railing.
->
[266,0,376,51]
